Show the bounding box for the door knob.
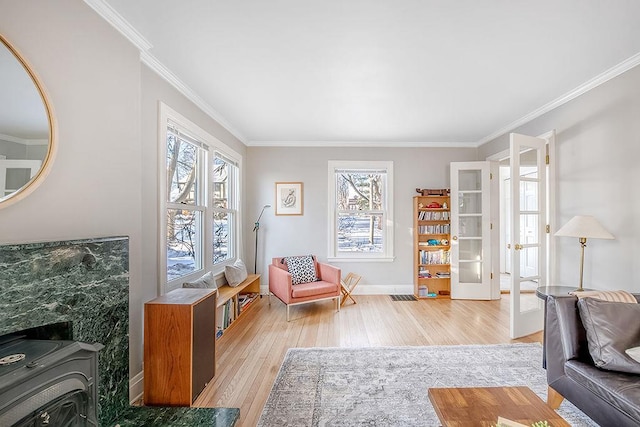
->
[507,243,511,249]
[514,243,523,251]
[452,236,458,241]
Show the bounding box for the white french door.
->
[450,161,499,300]
[509,133,547,339]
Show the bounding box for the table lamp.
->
[554,215,614,291]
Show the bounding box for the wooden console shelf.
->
[216,274,261,338]
[144,288,216,406]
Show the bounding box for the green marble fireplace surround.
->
[0,236,238,426]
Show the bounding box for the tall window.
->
[212,153,238,265]
[161,103,241,289]
[328,161,394,261]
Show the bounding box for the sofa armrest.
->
[268,264,292,303]
[317,262,340,285]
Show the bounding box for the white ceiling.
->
[99,0,640,146]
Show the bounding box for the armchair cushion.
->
[284,255,318,285]
[578,297,640,374]
[291,280,339,298]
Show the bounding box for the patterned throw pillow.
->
[285,255,318,285]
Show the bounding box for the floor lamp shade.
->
[555,215,614,291]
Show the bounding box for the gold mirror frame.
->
[0,34,56,209]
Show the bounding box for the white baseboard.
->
[352,284,414,295]
[129,370,144,404]
[261,284,413,295]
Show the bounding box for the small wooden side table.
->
[340,272,361,306]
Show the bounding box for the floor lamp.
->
[253,204,271,274]
[554,215,614,292]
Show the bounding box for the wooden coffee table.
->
[428,386,569,426]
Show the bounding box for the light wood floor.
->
[194,294,543,426]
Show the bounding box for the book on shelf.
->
[418,211,450,221]
[239,292,259,311]
[419,249,451,265]
[418,224,450,234]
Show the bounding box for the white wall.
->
[245,146,478,293]
[0,0,142,382]
[0,1,250,397]
[479,65,640,292]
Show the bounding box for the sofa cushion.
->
[626,347,640,363]
[578,298,640,374]
[565,360,640,422]
[572,290,637,303]
[284,255,318,285]
[291,280,338,298]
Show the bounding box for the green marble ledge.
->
[114,407,239,427]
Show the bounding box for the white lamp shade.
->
[555,215,614,239]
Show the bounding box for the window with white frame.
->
[212,153,238,265]
[161,103,241,289]
[328,161,394,261]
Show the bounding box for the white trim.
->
[82,0,152,51]
[0,133,48,146]
[86,0,640,151]
[141,52,248,144]
[159,102,243,294]
[353,284,414,295]
[84,0,248,145]
[129,371,144,404]
[327,160,394,261]
[248,140,476,148]
[477,53,640,146]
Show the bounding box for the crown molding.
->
[477,52,640,146]
[247,140,477,148]
[83,0,152,51]
[140,52,248,144]
[84,0,248,145]
[0,133,48,146]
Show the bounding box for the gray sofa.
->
[545,295,640,426]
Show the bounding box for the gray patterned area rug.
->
[257,344,597,427]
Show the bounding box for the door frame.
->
[486,130,557,286]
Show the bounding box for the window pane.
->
[213,211,231,264]
[336,172,383,210]
[167,134,199,204]
[338,212,383,252]
[213,156,228,209]
[167,209,201,281]
[458,192,481,214]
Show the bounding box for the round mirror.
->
[0,34,55,208]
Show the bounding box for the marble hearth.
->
[0,236,238,426]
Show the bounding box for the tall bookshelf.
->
[414,192,451,298]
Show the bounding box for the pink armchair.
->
[268,256,341,321]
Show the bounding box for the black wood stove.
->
[0,325,102,427]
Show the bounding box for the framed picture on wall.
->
[275,182,303,215]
